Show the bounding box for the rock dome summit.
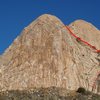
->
[0,14,100,94]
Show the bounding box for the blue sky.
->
[0,0,100,54]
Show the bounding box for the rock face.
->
[0,14,100,94]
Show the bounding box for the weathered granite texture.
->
[0,14,100,94]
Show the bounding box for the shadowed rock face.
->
[0,14,100,94]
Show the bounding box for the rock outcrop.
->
[0,14,100,94]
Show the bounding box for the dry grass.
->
[0,87,100,100]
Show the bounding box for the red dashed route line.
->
[65,26,100,53]
[65,26,100,91]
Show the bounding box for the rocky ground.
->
[0,87,100,100]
